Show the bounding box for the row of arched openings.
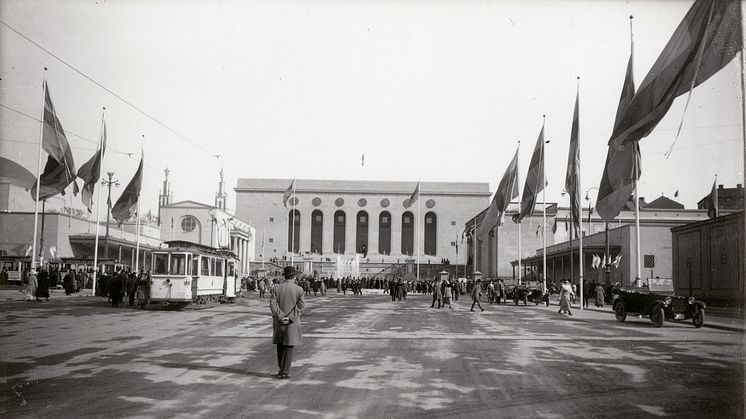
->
[289,210,437,256]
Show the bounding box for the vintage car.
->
[511,285,529,305]
[611,286,706,328]
[528,288,550,306]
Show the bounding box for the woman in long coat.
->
[558,280,575,315]
[36,268,50,301]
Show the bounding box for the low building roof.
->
[235,178,490,196]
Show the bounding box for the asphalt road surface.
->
[1,291,744,418]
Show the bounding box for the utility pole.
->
[102,171,119,259]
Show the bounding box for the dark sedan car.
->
[612,286,706,328]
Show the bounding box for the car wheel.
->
[651,306,665,328]
[692,307,705,328]
[614,301,626,322]
[523,297,528,305]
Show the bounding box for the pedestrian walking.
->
[558,279,574,315]
[442,279,453,309]
[269,266,305,379]
[27,269,38,301]
[432,278,443,308]
[36,267,50,302]
[595,282,605,307]
[470,279,485,312]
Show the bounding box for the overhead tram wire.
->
[0,19,239,177]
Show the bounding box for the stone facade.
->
[234,179,490,264]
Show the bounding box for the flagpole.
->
[517,140,522,285]
[31,68,48,270]
[542,116,547,295]
[714,174,719,217]
[416,181,421,282]
[291,178,295,265]
[92,107,105,295]
[135,138,143,274]
[577,77,584,311]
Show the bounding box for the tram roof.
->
[160,240,238,258]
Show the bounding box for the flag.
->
[535,224,541,237]
[404,182,420,209]
[591,254,598,269]
[24,244,32,257]
[362,154,365,167]
[77,120,107,213]
[30,82,79,201]
[707,179,718,218]
[609,0,741,151]
[111,153,143,225]
[514,123,545,223]
[49,245,57,259]
[612,253,622,268]
[596,32,639,222]
[565,86,581,234]
[674,190,679,198]
[282,179,295,208]
[552,218,557,234]
[477,148,520,238]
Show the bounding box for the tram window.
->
[215,259,224,277]
[228,261,235,277]
[201,257,211,276]
[154,254,168,274]
[190,255,197,276]
[170,254,186,275]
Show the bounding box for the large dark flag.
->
[78,121,107,213]
[597,42,639,222]
[514,123,545,223]
[707,179,718,218]
[282,179,295,208]
[609,0,741,150]
[477,148,519,239]
[112,153,143,225]
[30,82,79,200]
[404,182,420,209]
[564,87,581,233]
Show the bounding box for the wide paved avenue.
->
[1,291,743,418]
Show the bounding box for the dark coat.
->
[270,279,305,346]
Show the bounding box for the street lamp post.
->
[102,172,119,259]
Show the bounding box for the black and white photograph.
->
[0,0,744,417]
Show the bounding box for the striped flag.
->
[30,82,79,201]
[282,179,295,208]
[564,86,581,234]
[596,33,639,222]
[404,182,420,209]
[111,152,143,225]
[78,120,106,213]
[477,147,519,239]
[514,123,545,223]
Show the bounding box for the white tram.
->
[150,241,239,308]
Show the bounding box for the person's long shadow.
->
[152,361,278,379]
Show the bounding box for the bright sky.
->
[0,0,743,220]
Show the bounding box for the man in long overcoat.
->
[270,266,305,379]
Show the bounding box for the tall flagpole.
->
[92,107,105,295]
[416,181,421,282]
[542,116,547,294]
[517,140,522,285]
[577,77,584,311]
[472,219,477,275]
[135,137,143,274]
[628,16,642,287]
[31,68,48,270]
[291,179,296,265]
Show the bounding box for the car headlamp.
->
[665,296,672,305]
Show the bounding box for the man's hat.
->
[283,266,297,278]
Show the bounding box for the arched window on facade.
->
[401,211,414,256]
[333,210,346,254]
[424,211,437,256]
[378,211,391,255]
[310,210,323,254]
[287,209,300,253]
[356,211,369,256]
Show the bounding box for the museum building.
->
[234,178,490,265]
